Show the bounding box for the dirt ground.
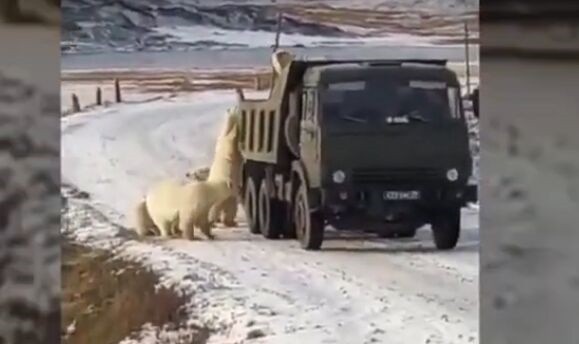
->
[279,4,479,43]
[61,240,210,344]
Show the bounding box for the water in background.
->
[61,45,479,70]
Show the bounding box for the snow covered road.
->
[61,91,479,344]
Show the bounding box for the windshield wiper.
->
[339,114,367,123]
[406,113,429,122]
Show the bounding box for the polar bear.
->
[133,198,160,237]
[186,106,243,227]
[133,178,234,240]
[185,166,209,182]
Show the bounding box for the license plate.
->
[383,190,421,201]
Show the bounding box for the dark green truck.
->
[236,51,477,251]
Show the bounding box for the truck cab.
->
[236,51,477,250]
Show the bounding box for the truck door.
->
[300,88,321,187]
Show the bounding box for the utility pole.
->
[464,21,471,95]
[269,10,283,89]
[273,12,282,52]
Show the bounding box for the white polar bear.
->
[133,198,160,237]
[186,106,243,227]
[133,178,235,240]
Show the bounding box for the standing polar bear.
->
[186,106,243,227]
[133,106,242,240]
[133,178,234,240]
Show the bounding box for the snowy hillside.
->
[61,0,478,54]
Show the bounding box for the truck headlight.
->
[446,168,459,182]
[332,170,346,184]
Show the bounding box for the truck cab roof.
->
[301,61,460,87]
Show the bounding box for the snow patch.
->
[155,25,456,49]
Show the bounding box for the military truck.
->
[235,51,477,251]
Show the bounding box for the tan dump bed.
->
[236,51,294,164]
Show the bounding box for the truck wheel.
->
[294,183,324,250]
[258,179,282,239]
[243,177,260,234]
[431,208,461,250]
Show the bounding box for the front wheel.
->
[293,183,324,250]
[431,208,461,250]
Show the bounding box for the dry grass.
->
[61,241,210,344]
[61,69,272,90]
[61,69,274,113]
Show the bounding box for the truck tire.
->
[243,176,260,234]
[258,179,283,239]
[431,208,461,250]
[294,183,324,250]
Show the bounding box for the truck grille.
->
[351,168,441,184]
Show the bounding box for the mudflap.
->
[464,184,478,203]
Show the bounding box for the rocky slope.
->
[61,0,478,54]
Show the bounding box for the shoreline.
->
[61,44,479,71]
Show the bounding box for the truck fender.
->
[290,161,321,211]
[284,114,300,157]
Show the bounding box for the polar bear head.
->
[271,50,293,76]
[217,106,240,142]
[208,107,243,185]
[185,166,209,181]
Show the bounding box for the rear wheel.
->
[432,207,461,250]
[294,183,324,250]
[258,179,283,239]
[243,176,260,234]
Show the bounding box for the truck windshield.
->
[321,79,460,126]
